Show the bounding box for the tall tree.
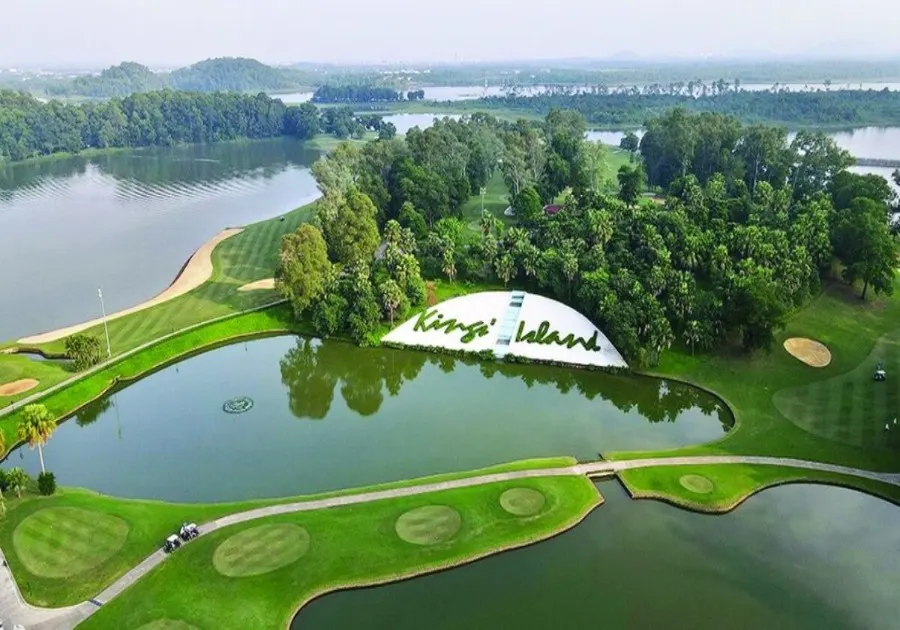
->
[833,198,898,299]
[617,164,644,206]
[378,279,404,326]
[790,131,854,200]
[321,189,381,265]
[17,404,57,474]
[276,224,332,318]
[619,131,640,153]
[64,334,102,371]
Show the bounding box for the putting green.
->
[135,621,198,630]
[395,505,461,546]
[679,474,715,494]
[499,488,546,516]
[213,523,310,578]
[773,328,900,449]
[13,507,129,578]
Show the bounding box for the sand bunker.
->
[783,338,832,368]
[0,378,39,397]
[18,228,243,345]
[238,278,275,292]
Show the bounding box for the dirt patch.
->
[0,378,39,397]
[238,278,275,292]
[18,228,243,345]
[783,338,832,368]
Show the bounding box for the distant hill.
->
[168,57,299,92]
[48,62,166,98]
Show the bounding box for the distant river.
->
[0,138,320,341]
[273,83,900,105]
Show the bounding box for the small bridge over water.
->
[855,157,900,168]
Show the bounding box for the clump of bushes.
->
[38,471,57,496]
[65,334,103,371]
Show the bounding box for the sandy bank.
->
[238,278,275,292]
[0,378,39,397]
[18,228,243,345]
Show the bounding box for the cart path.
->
[1,456,898,629]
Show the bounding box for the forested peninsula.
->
[0,90,373,161]
[407,90,900,128]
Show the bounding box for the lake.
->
[587,127,900,192]
[6,335,730,503]
[296,481,900,630]
[0,138,321,340]
[587,126,900,159]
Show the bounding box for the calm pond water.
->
[296,482,900,630]
[6,336,729,503]
[0,138,320,340]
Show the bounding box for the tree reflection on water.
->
[279,337,732,429]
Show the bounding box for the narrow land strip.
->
[1,455,897,629]
[17,228,243,345]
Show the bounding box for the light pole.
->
[480,186,487,215]
[98,288,111,358]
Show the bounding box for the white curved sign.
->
[383,291,628,369]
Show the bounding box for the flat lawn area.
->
[0,457,581,608]
[78,474,600,630]
[618,463,900,513]
[0,353,71,406]
[0,199,318,403]
[37,199,319,358]
[774,328,900,450]
[459,171,513,230]
[612,279,900,471]
[370,100,544,122]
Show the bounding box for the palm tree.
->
[17,404,57,474]
[6,468,29,499]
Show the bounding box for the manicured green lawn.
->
[460,171,513,229]
[618,463,900,513]
[13,506,130,579]
[774,328,900,450]
[369,100,544,123]
[38,199,319,358]
[0,353,71,406]
[0,199,317,404]
[611,279,900,471]
[0,457,577,607]
[78,474,600,630]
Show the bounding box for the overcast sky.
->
[3,0,899,67]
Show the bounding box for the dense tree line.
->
[0,90,382,161]
[277,109,898,367]
[312,85,402,103]
[465,90,900,127]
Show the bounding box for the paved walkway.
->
[581,455,900,486]
[2,456,898,629]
